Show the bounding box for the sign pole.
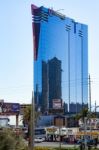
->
[30,91,35,150]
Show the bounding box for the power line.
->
[0,85,32,90]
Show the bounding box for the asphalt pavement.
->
[35,142,79,148]
[35,141,99,149]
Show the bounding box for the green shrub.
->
[0,128,27,150]
[34,147,99,150]
[35,147,51,150]
[34,147,78,150]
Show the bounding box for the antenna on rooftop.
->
[56,9,64,12]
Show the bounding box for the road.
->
[24,140,99,149]
[35,141,99,149]
[35,142,79,148]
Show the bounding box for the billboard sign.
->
[0,102,20,114]
[53,99,62,109]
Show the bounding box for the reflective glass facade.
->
[31,4,88,113]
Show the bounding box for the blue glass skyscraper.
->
[31,4,88,113]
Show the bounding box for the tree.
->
[0,128,27,150]
[75,107,96,128]
[74,107,89,126]
[77,108,88,119]
[22,105,31,128]
[22,105,41,139]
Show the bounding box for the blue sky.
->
[0,0,99,107]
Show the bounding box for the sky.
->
[0,0,99,107]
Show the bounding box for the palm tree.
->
[74,108,89,126]
[75,108,96,128]
[22,105,41,140]
[22,105,31,128]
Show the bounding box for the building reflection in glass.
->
[31,4,88,113]
[42,57,62,112]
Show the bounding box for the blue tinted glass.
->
[32,6,88,113]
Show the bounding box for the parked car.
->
[77,138,94,145]
[34,137,45,143]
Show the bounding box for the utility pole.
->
[30,91,35,150]
[59,116,61,150]
[89,75,92,140]
[89,75,91,112]
[95,100,96,117]
[84,117,87,150]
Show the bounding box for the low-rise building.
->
[0,116,9,127]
